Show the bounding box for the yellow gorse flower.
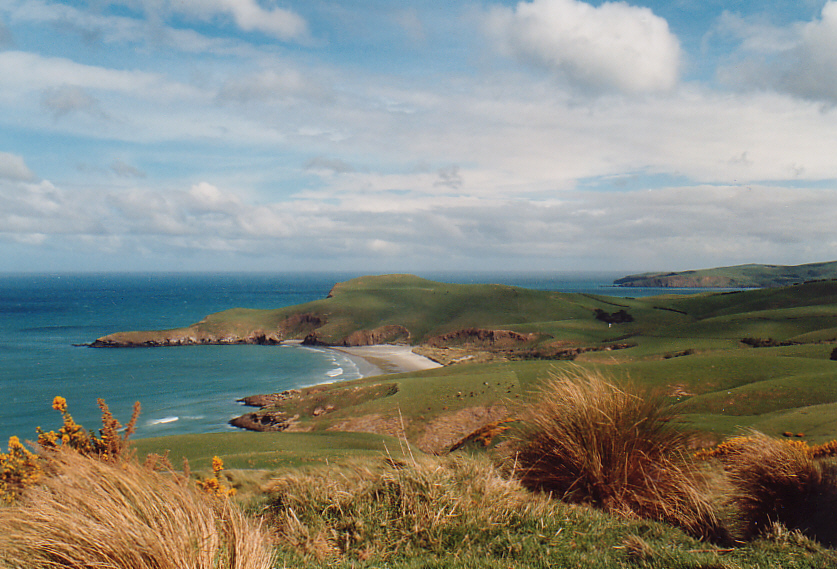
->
[696,435,837,460]
[0,435,43,503]
[52,396,67,413]
[3,396,141,504]
[197,455,236,498]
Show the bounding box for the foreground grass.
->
[263,454,837,569]
[0,450,274,569]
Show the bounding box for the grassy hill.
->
[102,275,837,454]
[29,275,837,567]
[614,260,837,288]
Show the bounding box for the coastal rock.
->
[425,328,536,349]
[228,412,300,432]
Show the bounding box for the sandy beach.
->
[328,344,443,377]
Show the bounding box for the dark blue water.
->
[0,271,717,445]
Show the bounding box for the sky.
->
[1,0,837,274]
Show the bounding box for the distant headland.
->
[614,260,837,288]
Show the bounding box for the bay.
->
[0,271,724,445]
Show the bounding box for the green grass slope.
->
[97,275,837,446]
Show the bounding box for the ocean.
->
[0,271,713,445]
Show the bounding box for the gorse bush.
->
[197,456,237,498]
[36,396,140,461]
[718,431,837,546]
[0,449,274,569]
[508,368,724,541]
[1,396,140,503]
[0,436,42,504]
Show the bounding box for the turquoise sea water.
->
[0,271,721,444]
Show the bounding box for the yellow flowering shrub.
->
[0,436,43,503]
[37,396,140,461]
[196,456,236,498]
[1,396,141,503]
[696,435,837,460]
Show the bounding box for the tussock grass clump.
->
[265,455,555,561]
[508,368,723,541]
[0,450,274,569]
[719,431,837,546]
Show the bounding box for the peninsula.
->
[614,260,837,288]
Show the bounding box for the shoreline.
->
[287,340,443,378]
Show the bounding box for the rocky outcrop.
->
[229,412,301,431]
[425,328,536,349]
[303,324,411,347]
[277,313,325,337]
[340,325,410,346]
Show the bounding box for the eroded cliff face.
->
[425,328,537,349]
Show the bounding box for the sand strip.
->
[329,344,443,377]
[283,340,443,378]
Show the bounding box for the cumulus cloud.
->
[0,152,36,182]
[485,0,681,94]
[716,2,837,102]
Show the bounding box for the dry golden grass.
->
[719,431,837,546]
[264,454,556,561]
[507,367,724,541]
[0,450,274,569]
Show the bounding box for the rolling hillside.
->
[95,274,837,448]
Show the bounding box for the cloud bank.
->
[485,0,681,94]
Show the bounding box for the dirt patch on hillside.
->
[414,405,509,454]
[326,414,406,439]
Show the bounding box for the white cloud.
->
[0,51,198,100]
[3,170,836,271]
[127,0,309,41]
[0,152,36,182]
[485,0,681,94]
[217,68,324,104]
[716,2,837,102]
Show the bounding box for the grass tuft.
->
[0,449,274,569]
[719,431,837,546]
[507,367,724,541]
[264,454,556,561]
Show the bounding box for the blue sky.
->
[1,0,837,273]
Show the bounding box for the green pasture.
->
[132,430,416,471]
